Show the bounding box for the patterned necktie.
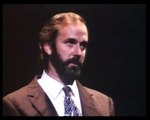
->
[63,86,80,116]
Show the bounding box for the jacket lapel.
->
[76,81,102,116]
[27,76,58,116]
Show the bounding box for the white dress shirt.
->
[37,70,82,116]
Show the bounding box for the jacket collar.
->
[27,75,57,116]
[27,75,100,116]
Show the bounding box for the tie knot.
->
[63,86,72,96]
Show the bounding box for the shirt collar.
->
[39,70,64,99]
[39,70,78,99]
[67,81,78,97]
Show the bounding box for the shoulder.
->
[83,86,111,101]
[3,75,40,103]
[77,81,115,116]
[77,81,114,107]
[77,81,111,100]
[4,85,29,100]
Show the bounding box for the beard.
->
[49,43,83,84]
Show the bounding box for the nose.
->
[73,45,82,57]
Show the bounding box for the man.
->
[3,12,115,116]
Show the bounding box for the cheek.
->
[81,51,86,62]
[56,44,71,61]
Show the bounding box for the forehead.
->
[58,23,88,41]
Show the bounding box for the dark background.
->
[3,4,145,116]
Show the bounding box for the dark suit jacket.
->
[3,75,115,116]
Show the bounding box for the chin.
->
[63,66,81,81]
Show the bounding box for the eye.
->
[65,38,77,46]
[80,41,88,50]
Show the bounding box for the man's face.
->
[50,23,88,82]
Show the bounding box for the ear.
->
[43,43,52,55]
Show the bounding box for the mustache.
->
[65,57,82,67]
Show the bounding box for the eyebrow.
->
[64,38,77,43]
[80,40,88,44]
[64,38,88,44]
